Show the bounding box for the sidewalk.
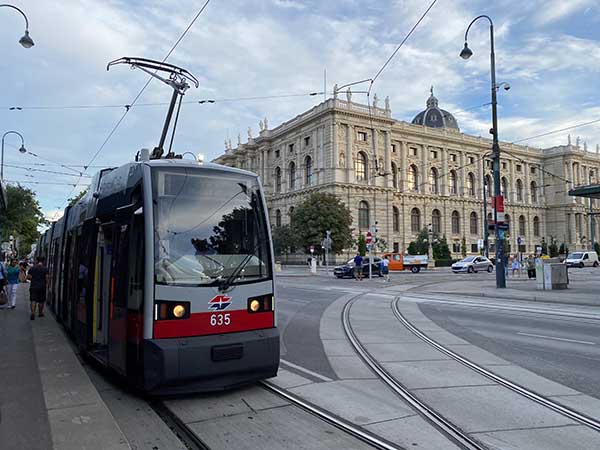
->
[0,284,131,450]
[423,269,600,306]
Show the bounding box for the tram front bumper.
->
[143,327,280,393]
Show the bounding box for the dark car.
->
[334,257,383,278]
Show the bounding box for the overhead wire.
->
[2,163,93,178]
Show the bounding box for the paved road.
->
[420,302,600,399]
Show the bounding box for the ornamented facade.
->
[214,90,600,258]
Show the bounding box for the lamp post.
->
[482,163,489,258]
[1,131,27,180]
[0,4,35,48]
[460,15,506,288]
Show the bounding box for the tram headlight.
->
[173,304,186,318]
[249,299,261,312]
[247,294,274,313]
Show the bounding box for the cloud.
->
[534,0,594,25]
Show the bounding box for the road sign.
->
[497,223,509,230]
[366,231,373,245]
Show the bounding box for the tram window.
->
[152,168,272,286]
[128,216,144,310]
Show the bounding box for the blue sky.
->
[1,0,599,220]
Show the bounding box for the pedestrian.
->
[511,256,520,276]
[18,261,28,283]
[0,257,8,309]
[353,252,363,281]
[526,254,536,279]
[27,256,49,320]
[381,255,390,282]
[5,259,20,309]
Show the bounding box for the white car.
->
[452,256,494,273]
[564,251,599,268]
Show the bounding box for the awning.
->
[568,184,600,200]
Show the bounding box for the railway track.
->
[150,401,213,450]
[341,296,488,450]
[391,296,600,433]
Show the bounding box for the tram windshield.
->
[152,168,271,286]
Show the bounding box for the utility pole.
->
[482,160,489,258]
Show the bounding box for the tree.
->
[272,225,297,257]
[548,236,559,257]
[68,188,88,206]
[407,228,428,255]
[594,242,600,255]
[357,234,367,256]
[0,185,46,256]
[559,243,569,256]
[433,235,451,261]
[290,193,353,254]
[375,237,387,253]
[461,236,467,258]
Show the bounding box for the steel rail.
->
[260,380,402,450]
[392,296,600,433]
[342,297,487,450]
[150,401,212,450]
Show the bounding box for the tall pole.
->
[1,131,26,180]
[482,158,489,258]
[461,15,506,288]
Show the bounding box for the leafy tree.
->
[461,236,467,258]
[541,238,548,256]
[407,228,428,255]
[357,234,367,256]
[594,242,600,255]
[375,237,387,253]
[559,243,569,256]
[290,193,353,254]
[68,188,88,206]
[272,225,297,257]
[0,185,46,256]
[433,235,451,260]
[548,236,559,257]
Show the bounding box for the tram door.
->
[108,221,130,374]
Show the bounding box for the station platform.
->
[0,284,130,450]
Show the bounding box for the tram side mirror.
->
[134,206,143,215]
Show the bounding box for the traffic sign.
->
[366,231,372,245]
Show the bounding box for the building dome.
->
[411,87,459,131]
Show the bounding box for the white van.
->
[564,251,599,268]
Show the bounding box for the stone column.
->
[458,151,465,196]
[569,161,575,203]
[372,128,379,186]
[399,141,407,192]
[524,162,530,205]
[384,130,391,188]
[422,145,429,194]
[281,144,287,194]
[346,124,353,183]
[441,147,448,196]
[318,126,325,184]
[477,153,483,200]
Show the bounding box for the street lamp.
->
[1,131,27,180]
[1,4,35,48]
[460,14,506,288]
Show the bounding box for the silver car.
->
[452,256,494,273]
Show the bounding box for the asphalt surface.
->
[420,302,600,399]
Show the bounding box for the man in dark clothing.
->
[353,253,363,281]
[27,257,48,320]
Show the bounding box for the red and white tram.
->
[39,155,279,394]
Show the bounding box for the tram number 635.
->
[210,313,231,326]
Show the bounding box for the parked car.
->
[334,257,383,278]
[452,256,494,273]
[381,253,428,273]
[564,251,599,268]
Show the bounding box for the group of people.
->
[353,253,390,282]
[505,254,538,279]
[0,256,49,320]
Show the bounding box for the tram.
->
[38,153,279,393]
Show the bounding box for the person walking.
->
[0,258,8,309]
[511,256,520,277]
[381,255,390,282]
[5,259,20,309]
[526,255,536,279]
[353,253,363,281]
[27,257,48,320]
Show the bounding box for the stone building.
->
[214,89,600,258]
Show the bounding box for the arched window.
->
[355,152,368,182]
[392,206,399,232]
[530,181,537,203]
[358,201,370,230]
[533,216,540,237]
[449,170,457,195]
[516,179,523,202]
[484,175,492,198]
[275,209,282,227]
[391,162,398,189]
[466,172,475,196]
[411,208,421,233]
[431,209,441,234]
[429,167,439,194]
[451,210,460,235]
[408,164,418,192]
[275,167,282,193]
[519,215,526,236]
[289,162,296,190]
[470,212,478,235]
[305,156,313,186]
[501,177,509,200]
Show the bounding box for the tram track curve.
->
[392,295,600,434]
[341,295,488,450]
[150,401,213,450]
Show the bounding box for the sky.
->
[1,0,600,221]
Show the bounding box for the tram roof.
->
[568,184,600,199]
[143,158,258,178]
